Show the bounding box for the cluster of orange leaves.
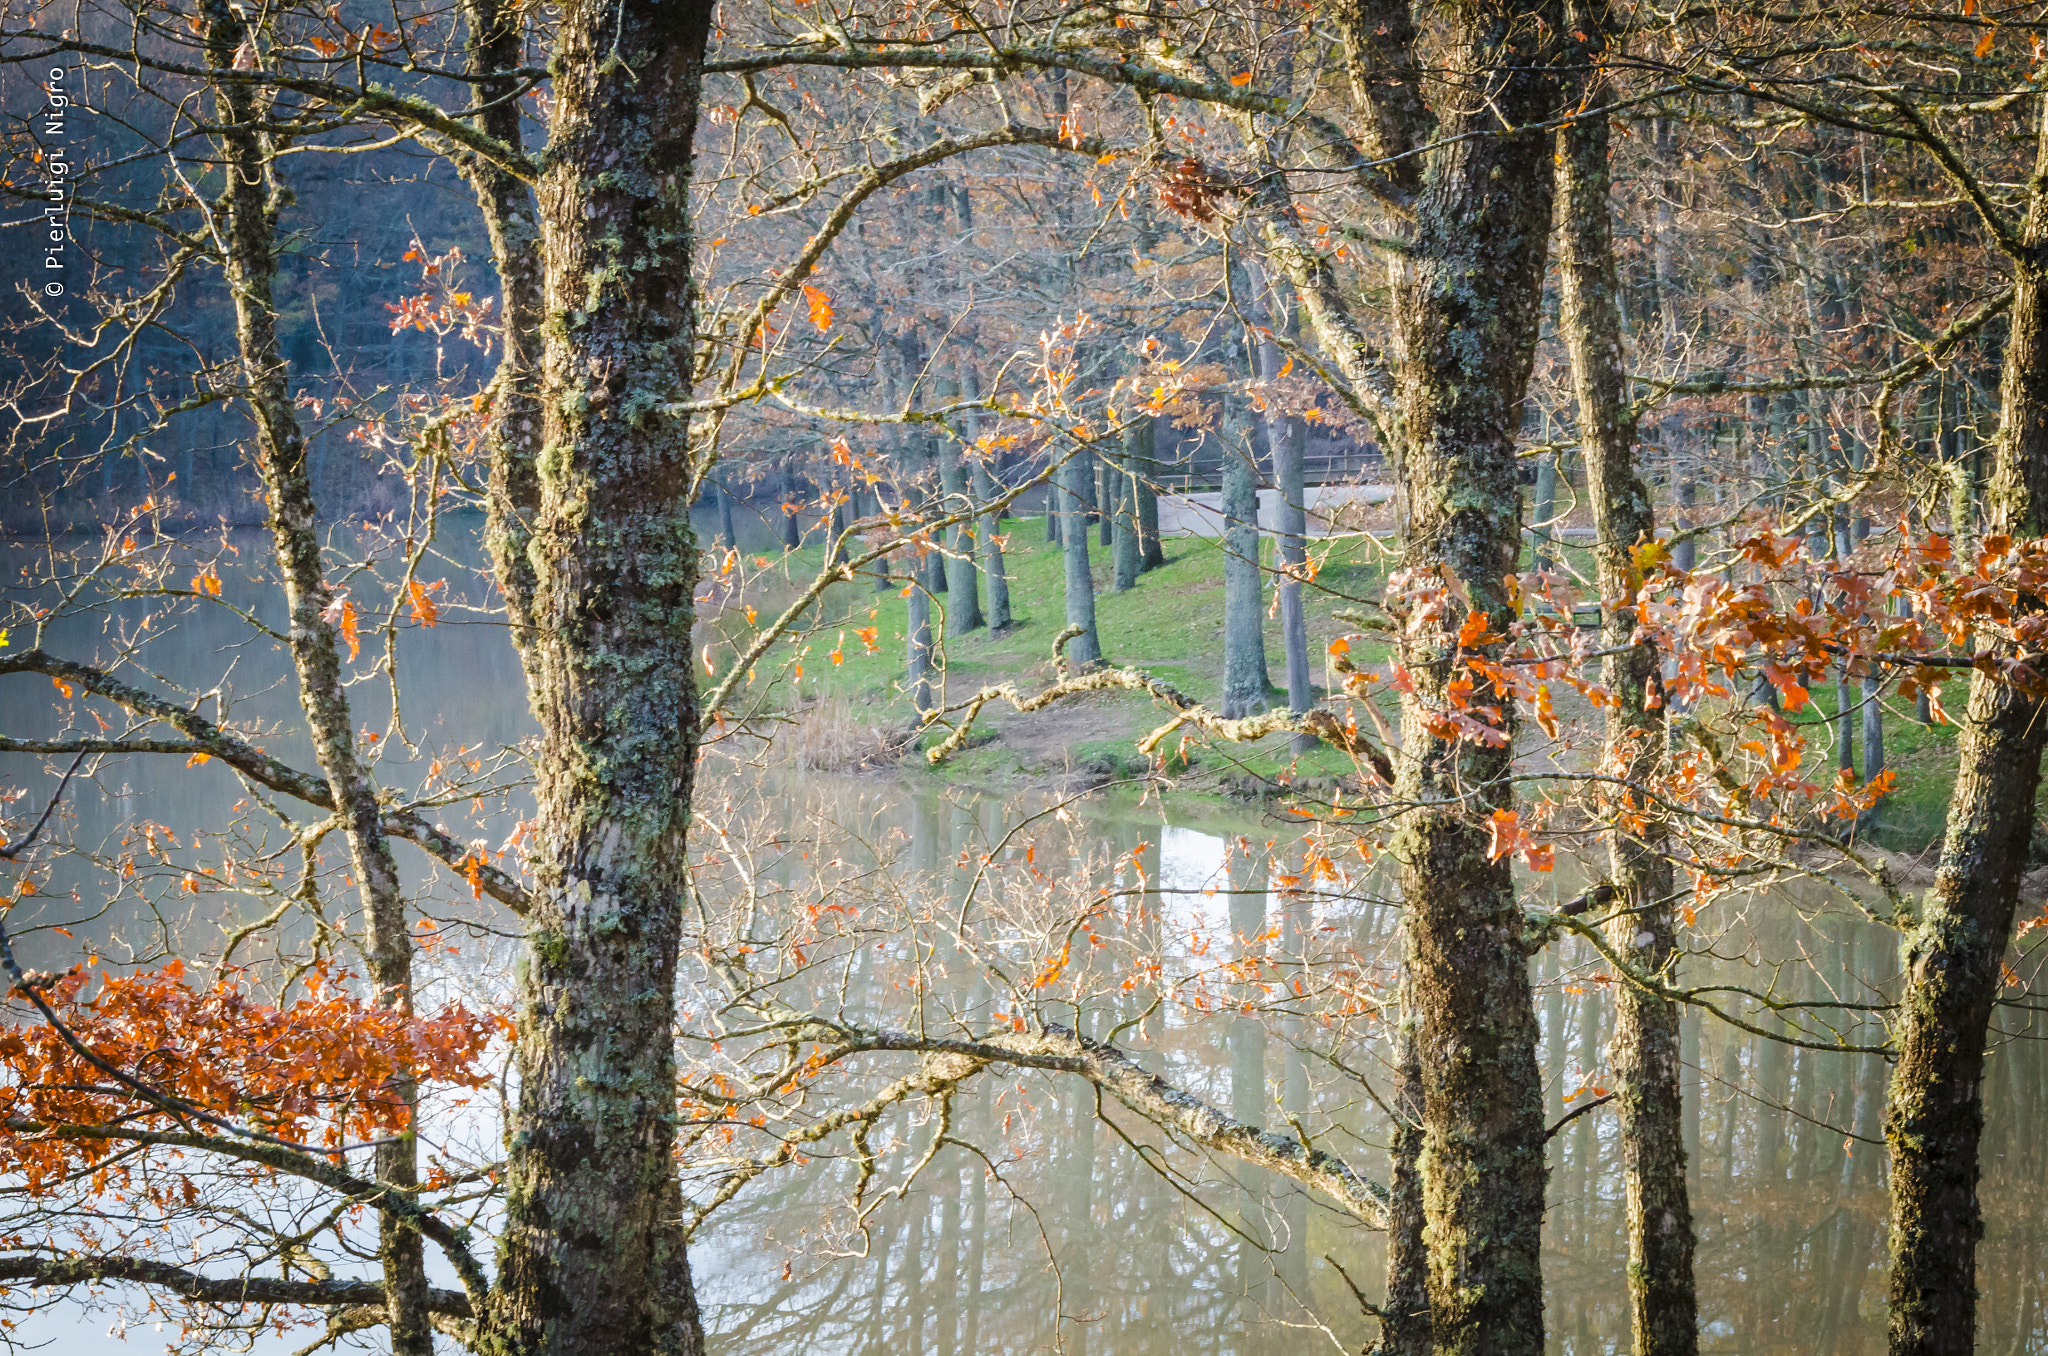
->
[1315,528,2048,879]
[0,961,506,1192]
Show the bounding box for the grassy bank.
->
[705,512,1967,850]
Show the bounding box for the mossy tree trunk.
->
[1380,979,1432,1356]
[198,3,427,1347]
[1333,6,1564,1353]
[493,2,714,1353]
[1885,102,2048,1356]
[1555,16,1699,1352]
[460,0,543,680]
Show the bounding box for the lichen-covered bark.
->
[1885,108,2048,1356]
[459,0,544,670]
[1373,8,1563,1354]
[1381,984,1432,1356]
[197,3,426,1347]
[491,2,713,1352]
[1555,21,1698,1352]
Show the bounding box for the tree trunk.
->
[1062,451,1104,668]
[1254,276,1314,746]
[496,3,713,1353]
[959,360,1012,628]
[715,477,739,553]
[937,438,985,632]
[460,0,543,676]
[1531,454,1558,574]
[1098,456,1114,547]
[1221,428,1269,718]
[1380,985,1432,1356]
[971,457,1012,629]
[1556,27,1699,1354]
[1375,9,1561,1355]
[1137,455,1167,572]
[1885,106,2048,1356]
[1111,423,1142,592]
[907,577,936,714]
[1860,671,1885,836]
[780,458,803,551]
[199,4,427,1347]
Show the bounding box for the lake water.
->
[2,524,2043,1353]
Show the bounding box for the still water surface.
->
[1,525,2043,1354]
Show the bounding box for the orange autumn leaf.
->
[407,579,441,628]
[802,284,834,331]
[1486,808,1527,861]
[1230,71,1254,85]
[1456,609,1495,648]
[1976,28,1996,58]
[184,752,212,768]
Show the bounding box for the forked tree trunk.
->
[198,3,428,1347]
[1555,18,1699,1352]
[496,3,714,1353]
[1885,102,2048,1356]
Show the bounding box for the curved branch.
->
[0,1255,471,1316]
[0,652,530,913]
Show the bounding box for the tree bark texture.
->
[460,0,544,675]
[1380,988,1433,1356]
[198,3,428,1347]
[1555,25,1699,1354]
[494,3,714,1353]
[1368,8,1564,1354]
[1885,102,2048,1356]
